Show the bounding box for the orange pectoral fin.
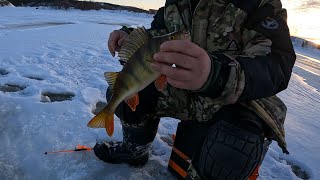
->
[125,93,139,111]
[155,74,167,91]
[105,116,114,137]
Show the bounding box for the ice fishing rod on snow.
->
[44,144,92,154]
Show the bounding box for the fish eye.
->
[169,36,175,40]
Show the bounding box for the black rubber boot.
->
[93,116,160,166]
[93,116,160,167]
[93,141,149,166]
[94,84,160,166]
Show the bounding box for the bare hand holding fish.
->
[108,30,129,57]
[151,40,211,91]
[87,27,189,136]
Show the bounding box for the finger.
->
[151,62,191,81]
[107,39,112,56]
[153,52,196,70]
[160,40,206,58]
[115,43,122,52]
[108,31,121,57]
[108,32,115,57]
[115,37,126,52]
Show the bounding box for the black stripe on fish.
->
[117,75,130,92]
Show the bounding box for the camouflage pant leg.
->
[155,85,222,123]
[155,85,190,120]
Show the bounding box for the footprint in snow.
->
[25,76,44,81]
[0,84,26,93]
[0,69,9,76]
[41,92,75,103]
[280,158,311,180]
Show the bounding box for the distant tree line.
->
[9,0,148,12]
[10,0,59,6]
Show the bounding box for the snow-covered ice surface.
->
[0,7,319,180]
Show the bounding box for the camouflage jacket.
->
[120,0,295,153]
[142,0,296,153]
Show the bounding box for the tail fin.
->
[87,109,114,137]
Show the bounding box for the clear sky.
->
[97,0,320,44]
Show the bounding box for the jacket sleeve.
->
[237,8,296,102]
[197,2,296,104]
[150,7,167,31]
[119,7,166,34]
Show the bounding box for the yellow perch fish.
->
[87,27,189,136]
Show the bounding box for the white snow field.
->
[0,7,319,180]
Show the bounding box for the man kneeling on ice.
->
[90,0,296,179]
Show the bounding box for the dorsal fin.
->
[104,72,118,92]
[118,27,149,61]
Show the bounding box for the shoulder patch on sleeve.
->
[261,17,279,30]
